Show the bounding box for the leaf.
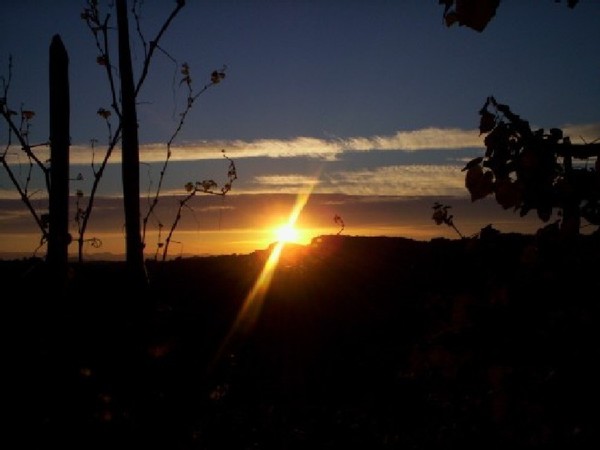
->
[432,209,446,225]
[549,128,563,143]
[494,179,520,209]
[455,0,500,32]
[211,70,226,84]
[444,11,459,27]
[21,110,36,120]
[97,108,111,119]
[465,166,494,201]
[537,204,552,222]
[198,179,217,192]
[462,157,483,172]
[180,63,191,86]
[479,110,496,134]
[181,62,190,76]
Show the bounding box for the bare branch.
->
[135,1,185,97]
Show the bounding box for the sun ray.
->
[211,181,318,368]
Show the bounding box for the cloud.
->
[329,165,466,196]
[339,128,482,152]
[4,122,599,165]
[252,174,321,187]
[247,165,466,196]
[160,128,484,161]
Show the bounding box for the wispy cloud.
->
[147,122,600,161]
[338,128,482,152]
[246,165,465,196]
[154,128,483,162]
[5,123,598,165]
[252,174,321,187]
[321,165,466,196]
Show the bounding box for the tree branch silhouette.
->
[141,63,227,248]
[160,150,237,261]
[1,57,51,248]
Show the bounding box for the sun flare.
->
[274,224,300,244]
[212,182,318,368]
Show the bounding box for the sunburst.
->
[211,182,317,368]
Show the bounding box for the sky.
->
[1,0,599,259]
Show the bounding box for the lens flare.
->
[211,182,317,367]
[275,223,300,243]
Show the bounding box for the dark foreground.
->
[5,233,600,449]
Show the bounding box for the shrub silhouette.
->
[440,0,579,33]
[463,96,600,236]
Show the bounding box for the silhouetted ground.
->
[5,233,600,449]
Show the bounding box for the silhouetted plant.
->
[81,0,230,273]
[440,0,578,33]
[1,57,54,251]
[463,96,600,235]
[79,0,184,267]
[159,150,237,261]
[439,0,500,32]
[74,188,102,251]
[3,1,230,270]
[141,63,228,252]
[333,214,345,235]
[432,202,464,238]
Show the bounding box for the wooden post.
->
[47,34,70,285]
[117,0,148,288]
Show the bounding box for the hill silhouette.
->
[5,233,599,449]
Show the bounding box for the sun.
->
[274,223,300,244]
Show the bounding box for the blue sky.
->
[1,1,599,257]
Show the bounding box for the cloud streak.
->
[140,128,485,161]
[246,165,466,196]
[139,122,600,161]
[4,123,598,165]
